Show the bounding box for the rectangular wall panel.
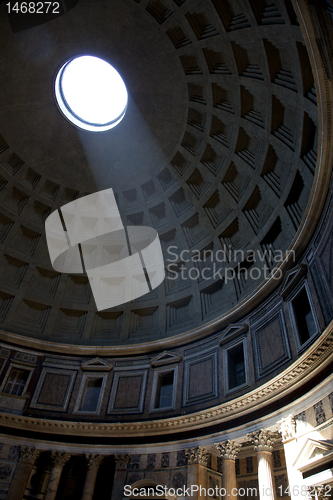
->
[183,351,218,405]
[108,370,148,413]
[251,308,291,378]
[30,367,77,411]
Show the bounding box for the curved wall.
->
[0,185,331,437]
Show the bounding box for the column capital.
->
[247,429,280,452]
[308,486,327,500]
[214,440,242,460]
[115,454,130,469]
[19,446,40,464]
[85,453,104,470]
[277,415,296,442]
[50,451,71,468]
[185,446,210,466]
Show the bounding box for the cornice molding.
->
[0,321,331,439]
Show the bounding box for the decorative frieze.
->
[161,452,170,468]
[314,400,326,425]
[129,455,141,470]
[176,450,187,467]
[272,450,281,469]
[246,456,254,473]
[235,458,240,475]
[147,453,156,469]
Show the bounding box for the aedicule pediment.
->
[294,438,333,472]
[151,351,182,367]
[81,358,113,371]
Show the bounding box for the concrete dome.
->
[0,0,323,349]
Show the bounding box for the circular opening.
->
[55,55,128,132]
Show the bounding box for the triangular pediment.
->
[294,438,333,471]
[278,264,307,299]
[151,351,182,367]
[81,358,113,371]
[309,447,328,460]
[219,324,248,345]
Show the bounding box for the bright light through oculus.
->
[55,55,128,132]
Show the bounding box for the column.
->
[185,447,210,500]
[81,454,104,500]
[248,429,280,500]
[215,440,241,500]
[7,446,40,500]
[278,415,305,500]
[111,454,130,500]
[308,486,327,500]
[44,451,71,500]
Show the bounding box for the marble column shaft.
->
[223,459,238,499]
[111,455,130,500]
[215,440,241,500]
[278,415,304,500]
[44,451,71,500]
[81,454,104,500]
[248,430,279,500]
[257,451,276,500]
[7,447,40,500]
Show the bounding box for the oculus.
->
[55,55,128,132]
